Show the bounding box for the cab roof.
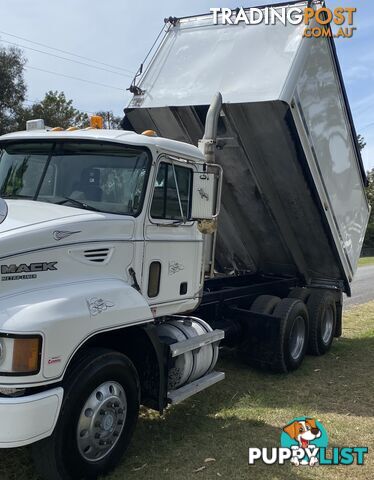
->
[0,128,205,162]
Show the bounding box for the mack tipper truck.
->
[0,2,369,479]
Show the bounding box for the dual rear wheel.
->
[288,288,337,355]
[241,289,337,373]
[248,295,308,372]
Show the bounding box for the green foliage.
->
[358,256,374,266]
[356,134,373,251]
[366,169,374,206]
[363,168,374,249]
[17,91,89,130]
[0,46,27,135]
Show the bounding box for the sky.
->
[0,0,373,169]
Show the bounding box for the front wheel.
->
[32,349,140,480]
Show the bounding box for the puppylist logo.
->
[210,4,357,38]
[248,417,368,466]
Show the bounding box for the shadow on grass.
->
[217,334,374,418]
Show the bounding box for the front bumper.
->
[0,387,63,448]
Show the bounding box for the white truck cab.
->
[0,123,224,479]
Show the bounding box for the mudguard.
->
[0,278,153,384]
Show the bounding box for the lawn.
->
[358,256,374,266]
[1,302,374,480]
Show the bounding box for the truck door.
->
[142,157,203,315]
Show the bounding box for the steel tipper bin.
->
[124,1,370,295]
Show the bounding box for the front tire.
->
[32,348,140,480]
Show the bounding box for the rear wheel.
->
[239,296,308,373]
[307,290,337,355]
[250,294,281,314]
[32,349,140,480]
[272,298,309,372]
[288,287,311,303]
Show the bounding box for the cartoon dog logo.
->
[283,418,322,466]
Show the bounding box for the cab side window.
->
[150,162,192,221]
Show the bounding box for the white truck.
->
[0,2,369,479]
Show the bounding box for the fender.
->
[0,278,153,385]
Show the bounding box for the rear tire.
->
[239,296,308,373]
[271,298,309,372]
[250,295,281,314]
[288,287,311,303]
[307,290,337,356]
[32,348,140,480]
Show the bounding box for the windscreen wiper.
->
[1,194,33,199]
[57,197,101,212]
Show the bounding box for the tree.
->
[357,134,366,152]
[0,45,27,135]
[363,168,374,250]
[356,135,374,251]
[17,91,89,130]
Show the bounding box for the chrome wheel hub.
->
[321,306,334,345]
[289,315,306,360]
[77,381,127,462]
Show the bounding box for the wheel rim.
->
[321,305,334,345]
[289,315,306,360]
[77,381,127,462]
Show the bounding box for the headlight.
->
[0,335,42,375]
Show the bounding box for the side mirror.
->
[191,170,221,220]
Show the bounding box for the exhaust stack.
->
[198,92,222,163]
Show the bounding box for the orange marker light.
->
[12,337,41,373]
[90,116,104,129]
[142,129,157,137]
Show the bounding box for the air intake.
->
[83,248,110,263]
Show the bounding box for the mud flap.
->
[229,307,282,368]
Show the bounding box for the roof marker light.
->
[26,119,45,131]
[90,116,104,129]
[142,130,157,137]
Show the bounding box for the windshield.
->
[0,141,151,215]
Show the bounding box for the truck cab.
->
[0,123,224,479]
[0,127,213,314]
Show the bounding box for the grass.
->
[358,256,374,266]
[1,302,374,480]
